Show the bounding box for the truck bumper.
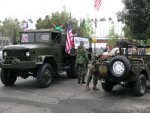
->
[0,61,37,69]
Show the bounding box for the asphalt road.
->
[0,72,150,113]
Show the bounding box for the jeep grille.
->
[4,50,29,61]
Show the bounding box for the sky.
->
[0,0,124,36]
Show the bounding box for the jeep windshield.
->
[21,32,50,43]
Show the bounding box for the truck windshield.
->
[21,32,50,43]
[21,33,34,43]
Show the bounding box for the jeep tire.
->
[109,56,131,80]
[1,69,17,86]
[133,74,146,96]
[101,81,114,92]
[37,63,53,88]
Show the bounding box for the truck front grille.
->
[4,50,29,61]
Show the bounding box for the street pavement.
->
[0,72,150,113]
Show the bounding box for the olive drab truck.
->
[0,29,92,88]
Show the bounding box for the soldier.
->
[86,56,100,90]
[76,41,89,84]
[55,24,64,32]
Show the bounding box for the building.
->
[0,37,10,49]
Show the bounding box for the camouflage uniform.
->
[86,57,100,90]
[76,42,89,84]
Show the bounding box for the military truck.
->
[0,29,92,88]
[99,41,150,96]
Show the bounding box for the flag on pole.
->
[94,0,102,11]
[65,19,74,54]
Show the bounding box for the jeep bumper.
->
[0,61,37,69]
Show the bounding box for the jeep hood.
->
[3,44,49,50]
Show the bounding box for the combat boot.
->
[78,79,80,84]
[82,80,86,84]
[86,84,90,90]
[93,85,99,90]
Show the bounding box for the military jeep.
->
[0,29,91,88]
[99,41,150,96]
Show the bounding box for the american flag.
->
[94,0,102,11]
[21,34,29,42]
[65,19,74,54]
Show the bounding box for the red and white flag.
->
[65,19,74,54]
[94,0,102,11]
[21,34,29,42]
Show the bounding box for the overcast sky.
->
[0,0,124,36]
[0,0,124,21]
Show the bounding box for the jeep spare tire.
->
[109,56,131,80]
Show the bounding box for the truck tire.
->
[1,69,17,86]
[101,82,114,92]
[66,63,77,78]
[109,56,131,80]
[132,74,146,96]
[37,63,53,88]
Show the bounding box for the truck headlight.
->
[3,51,7,56]
[25,51,30,57]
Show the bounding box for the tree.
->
[28,18,33,23]
[146,39,150,46]
[0,20,2,35]
[99,18,106,36]
[20,20,26,31]
[36,18,43,29]
[35,9,93,37]
[75,17,93,37]
[122,25,131,39]
[117,0,149,41]
[0,18,21,43]
[107,25,119,47]
[108,17,112,34]
[36,7,69,30]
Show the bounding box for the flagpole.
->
[94,18,97,56]
[94,3,98,57]
[93,0,101,56]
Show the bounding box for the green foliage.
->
[36,8,69,30]
[146,39,150,46]
[76,17,93,37]
[107,27,119,46]
[0,17,21,42]
[0,8,93,44]
[35,9,93,37]
[117,0,150,41]
[122,25,132,40]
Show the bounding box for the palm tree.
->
[117,18,122,35]
[20,20,26,30]
[99,18,106,36]
[108,17,112,33]
[28,18,33,23]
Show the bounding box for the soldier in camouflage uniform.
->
[86,56,100,90]
[76,41,89,84]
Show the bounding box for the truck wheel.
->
[132,74,146,96]
[1,69,17,86]
[66,63,77,78]
[109,56,131,80]
[101,82,114,92]
[37,63,53,88]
